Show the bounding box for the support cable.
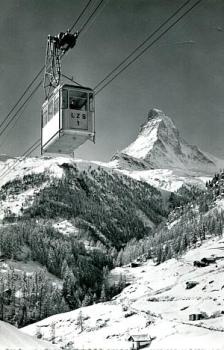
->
[69,0,94,32]
[0,138,41,185]
[0,66,44,132]
[0,0,201,184]
[78,0,105,34]
[94,0,193,91]
[95,0,202,95]
[0,0,98,145]
[61,74,82,86]
[0,81,42,139]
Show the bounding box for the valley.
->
[0,108,223,349]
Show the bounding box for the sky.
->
[0,0,224,162]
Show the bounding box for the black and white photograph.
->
[0,0,224,349]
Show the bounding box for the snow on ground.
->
[0,320,57,350]
[53,219,80,236]
[0,156,71,220]
[0,156,68,188]
[0,154,211,208]
[0,156,124,221]
[115,168,209,192]
[215,198,224,211]
[0,259,63,288]
[123,115,159,160]
[22,235,224,349]
[0,184,48,220]
[102,157,210,192]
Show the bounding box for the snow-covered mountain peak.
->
[136,108,177,143]
[147,108,175,127]
[118,108,224,176]
[122,108,185,165]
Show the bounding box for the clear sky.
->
[0,0,224,161]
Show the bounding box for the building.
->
[189,313,204,321]
[201,257,216,265]
[128,334,152,349]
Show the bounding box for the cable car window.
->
[54,95,59,115]
[48,99,53,121]
[62,89,68,109]
[89,93,94,112]
[42,107,48,127]
[69,90,87,111]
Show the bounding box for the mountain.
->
[22,234,224,349]
[1,108,223,197]
[0,157,166,243]
[0,155,168,328]
[21,172,224,349]
[108,109,224,191]
[0,320,57,350]
[0,108,223,334]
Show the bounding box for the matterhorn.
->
[109,108,224,191]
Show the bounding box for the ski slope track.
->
[22,233,224,349]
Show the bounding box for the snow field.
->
[21,236,224,349]
[0,320,58,350]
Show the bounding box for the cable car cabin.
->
[41,84,95,155]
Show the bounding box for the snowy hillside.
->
[22,233,224,350]
[111,167,208,192]
[21,174,224,349]
[0,110,223,348]
[1,107,223,196]
[108,108,224,191]
[0,320,57,350]
[0,156,165,241]
[0,154,168,328]
[0,156,67,220]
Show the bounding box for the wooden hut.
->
[128,334,152,349]
[201,257,216,265]
[189,313,204,321]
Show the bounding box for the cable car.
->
[41,84,95,154]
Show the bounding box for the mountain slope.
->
[21,233,224,350]
[21,170,224,349]
[0,157,166,247]
[107,108,224,191]
[0,156,168,327]
[0,108,223,335]
[0,320,57,350]
[122,108,224,174]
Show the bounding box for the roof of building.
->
[128,334,151,342]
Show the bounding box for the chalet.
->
[189,313,205,321]
[201,257,216,265]
[130,262,142,268]
[193,257,217,268]
[185,281,198,289]
[128,334,152,349]
[193,260,207,267]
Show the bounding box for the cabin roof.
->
[189,312,203,316]
[201,257,216,261]
[62,83,93,91]
[128,334,151,342]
